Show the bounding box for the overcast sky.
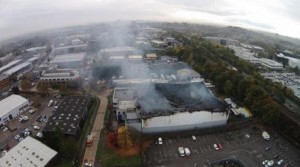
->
[1,0,300,41]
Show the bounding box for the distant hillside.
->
[149,22,300,53]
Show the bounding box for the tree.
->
[261,97,280,125]
[11,86,20,94]
[107,132,118,146]
[244,85,268,116]
[117,126,132,148]
[223,80,233,96]
[59,137,79,159]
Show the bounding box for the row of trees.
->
[166,33,293,125]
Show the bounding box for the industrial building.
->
[260,58,283,69]
[0,94,29,126]
[228,45,260,64]
[3,62,31,76]
[100,47,138,57]
[204,37,239,46]
[228,45,283,69]
[146,53,158,61]
[128,55,143,63]
[50,52,85,68]
[276,53,300,68]
[53,44,88,56]
[43,96,91,136]
[33,64,57,76]
[0,75,9,90]
[0,136,57,167]
[39,69,80,85]
[0,60,22,74]
[26,57,40,66]
[113,81,229,134]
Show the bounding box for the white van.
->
[48,100,53,107]
[29,109,36,114]
[184,148,191,156]
[33,126,40,130]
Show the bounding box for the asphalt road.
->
[82,90,110,167]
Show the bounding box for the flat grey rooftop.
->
[114,88,135,101]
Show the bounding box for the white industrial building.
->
[0,136,57,167]
[277,53,300,68]
[113,82,229,134]
[228,45,283,69]
[0,95,29,126]
[227,45,260,64]
[260,58,283,69]
[3,62,31,76]
[40,69,80,85]
[128,55,143,63]
[0,59,22,74]
[53,44,88,55]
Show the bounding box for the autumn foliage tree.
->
[117,126,133,148]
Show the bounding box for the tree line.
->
[166,32,294,125]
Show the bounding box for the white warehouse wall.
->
[0,99,29,125]
[136,111,228,134]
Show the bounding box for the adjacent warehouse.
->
[43,96,91,136]
[0,136,57,167]
[50,52,86,68]
[0,59,22,74]
[39,69,80,85]
[3,62,31,76]
[0,94,29,126]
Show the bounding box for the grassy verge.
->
[96,128,106,160]
[78,97,100,143]
[58,159,73,167]
[101,146,142,167]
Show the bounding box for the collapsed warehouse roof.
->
[138,82,226,118]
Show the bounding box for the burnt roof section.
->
[43,96,90,135]
[138,82,225,116]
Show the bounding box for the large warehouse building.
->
[43,96,91,136]
[0,136,57,167]
[113,82,229,134]
[0,94,29,126]
[50,52,86,68]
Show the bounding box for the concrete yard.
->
[143,126,300,167]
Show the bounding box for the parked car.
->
[267,160,274,166]
[2,126,8,132]
[262,160,268,165]
[178,147,185,157]
[158,137,163,145]
[184,148,191,156]
[36,132,43,138]
[273,154,279,159]
[15,134,20,140]
[265,146,271,151]
[213,144,219,151]
[277,159,284,165]
[218,144,223,150]
[33,126,40,130]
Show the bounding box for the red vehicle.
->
[218,144,223,150]
[86,135,93,147]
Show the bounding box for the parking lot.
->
[143,126,300,167]
[0,93,62,157]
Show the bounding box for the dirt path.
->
[82,90,111,166]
